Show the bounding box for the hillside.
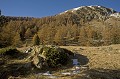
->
[0,5,120,47]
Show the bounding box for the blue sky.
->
[0,0,120,18]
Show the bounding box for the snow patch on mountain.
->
[59,10,69,15]
[72,6,84,11]
[110,13,120,18]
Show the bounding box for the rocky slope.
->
[58,5,119,21]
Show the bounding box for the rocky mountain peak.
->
[59,5,117,21]
[60,5,116,15]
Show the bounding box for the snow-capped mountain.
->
[60,5,116,15]
[59,5,118,21]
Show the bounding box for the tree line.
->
[0,14,120,47]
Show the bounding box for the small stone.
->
[61,72,72,75]
[43,71,51,76]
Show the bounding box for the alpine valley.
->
[0,5,120,79]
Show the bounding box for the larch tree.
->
[25,28,32,39]
[12,32,22,47]
[19,26,26,40]
[32,34,40,46]
[102,26,112,45]
[54,29,65,45]
[79,27,88,46]
[111,26,120,44]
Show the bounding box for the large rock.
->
[32,55,43,69]
[28,46,73,69]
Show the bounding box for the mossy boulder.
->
[40,46,73,68]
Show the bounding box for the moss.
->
[41,47,70,68]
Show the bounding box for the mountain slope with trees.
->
[0,5,120,47]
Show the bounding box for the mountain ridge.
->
[59,5,117,15]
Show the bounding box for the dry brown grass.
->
[1,44,120,79]
[61,44,120,70]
